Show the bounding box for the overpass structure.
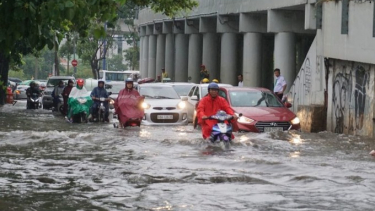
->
[136,0,375,137]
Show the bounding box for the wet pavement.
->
[1,101,375,211]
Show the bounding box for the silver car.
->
[139,84,188,126]
[13,85,29,99]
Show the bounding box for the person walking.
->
[273,68,287,100]
[238,74,243,87]
[200,64,209,82]
[161,68,168,81]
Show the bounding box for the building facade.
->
[136,0,375,137]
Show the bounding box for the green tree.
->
[107,54,127,71]
[124,47,139,70]
[0,0,198,104]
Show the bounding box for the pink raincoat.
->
[114,88,144,126]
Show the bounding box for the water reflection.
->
[1,102,375,210]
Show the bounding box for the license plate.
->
[157,115,173,119]
[264,127,283,132]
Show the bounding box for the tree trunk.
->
[0,52,10,105]
[54,50,59,76]
[91,59,98,79]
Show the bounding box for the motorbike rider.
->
[90,79,110,122]
[61,79,74,115]
[67,78,91,122]
[52,80,65,111]
[26,81,40,109]
[114,78,144,127]
[197,83,237,140]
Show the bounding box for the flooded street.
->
[1,101,375,211]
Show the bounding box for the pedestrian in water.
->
[238,74,243,87]
[52,80,65,112]
[200,64,209,82]
[273,68,287,100]
[61,79,74,115]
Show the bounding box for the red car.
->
[194,87,300,132]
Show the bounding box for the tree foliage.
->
[0,0,198,104]
[124,47,139,70]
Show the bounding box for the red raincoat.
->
[114,88,144,126]
[197,95,234,139]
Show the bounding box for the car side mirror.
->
[284,102,292,108]
[181,96,188,101]
[191,95,198,101]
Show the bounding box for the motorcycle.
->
[91,92,112,123]
[207,110,241,150]
[67,97,93,123]
[114,94,144,128]
[27,93,41,109]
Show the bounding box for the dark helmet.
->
[30,81,36,87]
[208,82,219,91]
[68,79,74,84]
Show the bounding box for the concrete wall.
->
[327,60,375,137]
[287,37,325,113]
[323,1,375,65]
[137,0,315,25]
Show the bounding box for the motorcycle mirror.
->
[108,92,112,96]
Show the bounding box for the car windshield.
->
[140,86,180,99]
[171,84,194,96]
[229,91,284,107]
[47,79,74,87]
[105,84,125,94]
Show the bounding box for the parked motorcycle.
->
[207,110,241,150]
[27,93,41,109]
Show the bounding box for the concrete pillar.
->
[274,32,296,91]
[139,36,143,76]
[202,33,219,81]
[148,35,157,79]
[243,33,262,87]
[141,36,149,78]
[156,34,165,80]
[174,34,189,82]
[165,34,174,81]
[220,33,238,85]
[188,34,202,83]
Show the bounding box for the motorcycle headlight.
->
[290,117,300,125]
[177,101,186,109]
[141,102,151,109]
[236,113,255,124]
[109,99,115,105]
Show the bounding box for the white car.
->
[139,84,188,126]
[166,82,195,99]
[186,83,233,122]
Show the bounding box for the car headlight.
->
[237,116,255,124]
[141,102,151,109]
[290,117,300,125]
[177,101,186,109]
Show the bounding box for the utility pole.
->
[102,22,107,70]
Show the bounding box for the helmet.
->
[202,78,209,83]
[68,79,74,84]
[98,79,105,85]
[208,82,219,91]
[212,79,219,83]
[76,78,84,86]
[29,81,36,87]
[125,78,133,83]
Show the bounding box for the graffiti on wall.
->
[332,63,370,134]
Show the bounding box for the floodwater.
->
[1,101,375,211]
